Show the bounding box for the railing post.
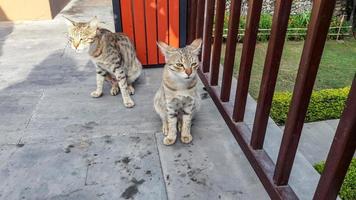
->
[196,0,205,39]
[201,0,216,73]
[313,75,356,199]
[209,0,226,86]
[187,0,197,43]
[273,0,337,185]
[220,0,242,102]
[232,0,263,122]
[250,0,293,149]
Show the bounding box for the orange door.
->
[115,0,186,67]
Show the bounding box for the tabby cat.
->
[65,17,142,108]
[154,39,202,145]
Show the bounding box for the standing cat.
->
[154,39,202,145]
[65,17,142,108]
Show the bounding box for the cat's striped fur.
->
[154,39,202,145]
[65,17,142,108]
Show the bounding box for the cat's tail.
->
[127,58,142,84]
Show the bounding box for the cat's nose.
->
[73,42,80,49]
[185,67,192,76]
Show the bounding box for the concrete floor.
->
[0,0,337,199]
[281,119,346,165]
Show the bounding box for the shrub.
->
[270,87,350,125]
[314,159,356,200]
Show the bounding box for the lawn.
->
[221,39,356,99]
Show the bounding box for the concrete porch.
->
[0,2,269,199]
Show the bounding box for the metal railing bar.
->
[250,0,293,150]
[188,0,197,43]
[220,0,242,102]
[196,0,205,40]
[273,0,338,185]
[313,74,356,200]
[209,0,226,86]
[233,0,263,122]
[201,0,216,73]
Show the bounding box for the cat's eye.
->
[191,62,198,67]
[176,63,184,68]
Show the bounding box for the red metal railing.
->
[188,0,356,199]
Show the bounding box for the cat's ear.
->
[63,16,75,26]
[188,38,202,55]
[89,16,99,28]
[157,41,177,58]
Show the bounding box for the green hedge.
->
[314,159,356,200]
[224,13,351,41]
[270,87,350,125]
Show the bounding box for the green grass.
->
[221,39,356,99]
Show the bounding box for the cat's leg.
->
[106,75,120,96]
[91,69,106,98]
[110,82,120,96]
[127,84,135,95]
[155,109,168,136]
[114,68,135,108]
[164,107,178,145]
[181,114,193,143]
[154,90,168,136]
[181,103,195,144]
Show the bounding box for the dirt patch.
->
[121,178,145,199]
[187,168,208,186]
[103,135,112,144]
[121,156,131,164]
[64,144,75,153]
[65,121,98,133]
[140,150,152,159]
[16,143,25,148]
[82,121,98,129]
[129,136,141,143]
[121,185,138,199]
[200,92,209,100]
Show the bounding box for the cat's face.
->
[65,17,98,52]
[157,39,202,80]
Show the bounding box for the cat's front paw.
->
[181,134,193,144]
[123,98,135,108]
[163,135,177,146]
[110,87,120,96]
[162,123,169,136]
[90,91,103,98]
[128,85,135,95]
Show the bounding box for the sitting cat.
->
[154,39,202,145]
[65,17,142,108]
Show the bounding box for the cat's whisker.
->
[61,40,70,57]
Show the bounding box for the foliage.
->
[314,159,356,200]
[346,0,356,35]
[270,87,350,124]
[223,12,351,41]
